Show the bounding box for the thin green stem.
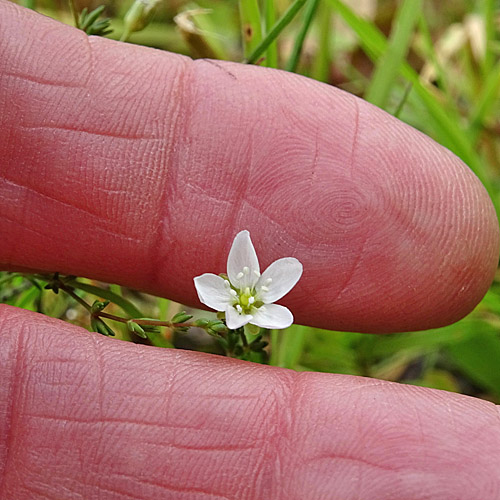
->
[263,0,278,68]
[245,0,307,64]
[393,82,412,118]
[22,0,36,10]
[285,0,321,73]
[68,0,79,27]
[91,311,193,329]
[364,0,422,109]
[417,13,451,101]
[481,0,495,76]
[239,0,263,60]
[240,328,249,348]
[311,0,332,82]
[59,284,92,312]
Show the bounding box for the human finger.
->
[0,0,497,332]
[1,305,499,500]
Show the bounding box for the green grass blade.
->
[447,329,500,398]
[364,0,422,109]
[311,0,332,82]
[245,0,307,64]
[392,82,412,118]
[12,286,41,311]
[468,58,500,141]
[285,0,321,73]
[270,325,307,369]
[481,0,495,76]
[239,0,262,60]
[263,0,278,68]
[417,13,451,101]
[67,280,144,318]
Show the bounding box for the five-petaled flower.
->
[194,230,303,330]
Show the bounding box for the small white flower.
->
[194,230,303,330]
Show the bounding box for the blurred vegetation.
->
[4,0,500,402]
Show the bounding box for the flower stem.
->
[59,284,92,312]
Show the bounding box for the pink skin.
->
[0,1,498,333]
[2,306,500,500]
[0,1,500,498]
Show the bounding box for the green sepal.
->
[91,317,115,336]
[207,320,228,333]
[194,318,209,328]
[171,311,193,324]
[250,340,268,351]
[127,320,147,339]
[78,5,113,36]
[90,299,109,314]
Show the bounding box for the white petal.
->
[227,230,260,289]
[258,258,303,303]
[225,305,253,329]
[194,274,232,311]
[251,304,293,329]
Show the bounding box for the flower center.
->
[230,283,264,315]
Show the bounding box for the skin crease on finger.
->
[0,0,498,333]
[0,305,499,500]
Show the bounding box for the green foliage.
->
[77,5,113,36]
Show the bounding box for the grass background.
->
[3,0,500,402]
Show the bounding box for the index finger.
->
[0,0,498,332]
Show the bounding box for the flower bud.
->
[123,0,160,36]
[171,311,193,324]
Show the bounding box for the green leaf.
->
[67,280,143,318]
[127,320,147,338]
[447,329,500,398]
[171,311,193,324]
[91,317,115,337]
[239,0,263,59]
[270,324,307,369]
[468,58,500,141]
[77,5,113,37]
[263,0,278,68]
[364,0,422,109]
[90,299,109,314]
[285,0,321,73]
[245,0,307,64]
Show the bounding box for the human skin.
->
[0,1,499,499]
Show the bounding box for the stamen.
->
[248,296,255,304]
[236,272,244,280]
[236,305,243,313]
[243,266,250,275]
[230,289,237,297]
[265,278,272,286]
[253,270,261,277]
[260,285,269,292]
[224,280,231,288]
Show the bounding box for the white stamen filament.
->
[253,270,261,277]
